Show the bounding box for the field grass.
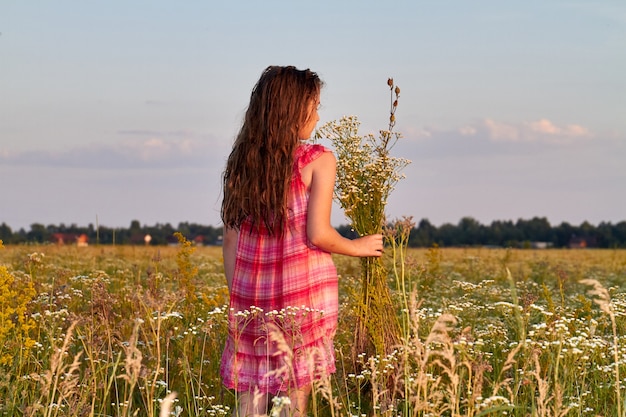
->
[1,241,625,416]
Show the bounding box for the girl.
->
[220,65,383,417]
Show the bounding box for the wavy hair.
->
[221,66,323,234]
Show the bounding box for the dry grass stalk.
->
[580,278,622,417]
[159,392,178,417]
[530,350,572,417]
[28,321,87,417]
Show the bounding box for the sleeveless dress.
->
[220,143,338,395]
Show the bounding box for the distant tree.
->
[27,223,49,243]
[5,217,626,247]
[176,222,192,240]
[436,223,459,247]
[457,217,483,246]
[594,222,613,248]
[336,225,359,239]
[516,217,552,243]
[410,218,435,247]
[46,224,59,235]
[0,223,13,243]
[487,220,521,247]
[127,220,144,244]
[129,220,141,232]
[579,221,595,237]
[175,222,222,245]
[614,221,626,248]
[13,228,27,244]
[552,222,572,247]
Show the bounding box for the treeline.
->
[0,220,222,246]
[342,216,626,249]
[1,216,626,248]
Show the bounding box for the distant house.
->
[51,233,88,246]
[129,233,146,245]
[531,241,552,249]
[51,233,77,245]
[77,234,89,247]
[569,236,596,249]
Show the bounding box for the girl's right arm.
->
[305,151,383,257]
[222,226,238,292]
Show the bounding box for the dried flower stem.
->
[315,79,410,359]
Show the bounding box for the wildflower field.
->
[1,240,626,417]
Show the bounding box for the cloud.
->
[396,116,605,162]
[403,125,433,139]
[457,118,593,143]
[527,119,591,138]
[1,117,596,171]
[528,119,560,135]
[458,126,477,136]
[483,119,520,141]
[117,129,197,137]
[126,137,196,161]
[0,135,227,169]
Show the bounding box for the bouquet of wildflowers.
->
[315,79,409,356]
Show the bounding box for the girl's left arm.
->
[306,152,383,257]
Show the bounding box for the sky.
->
[1,1,625,231]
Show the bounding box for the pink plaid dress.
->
[220,144,338,394]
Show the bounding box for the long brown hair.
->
[221,65,323,234]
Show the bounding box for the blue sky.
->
[1,1,624,230]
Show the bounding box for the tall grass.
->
[1,239,625,416]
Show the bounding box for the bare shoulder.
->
[313,149,336,165]
[301,150,336,188]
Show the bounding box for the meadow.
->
[1,239,625,417]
